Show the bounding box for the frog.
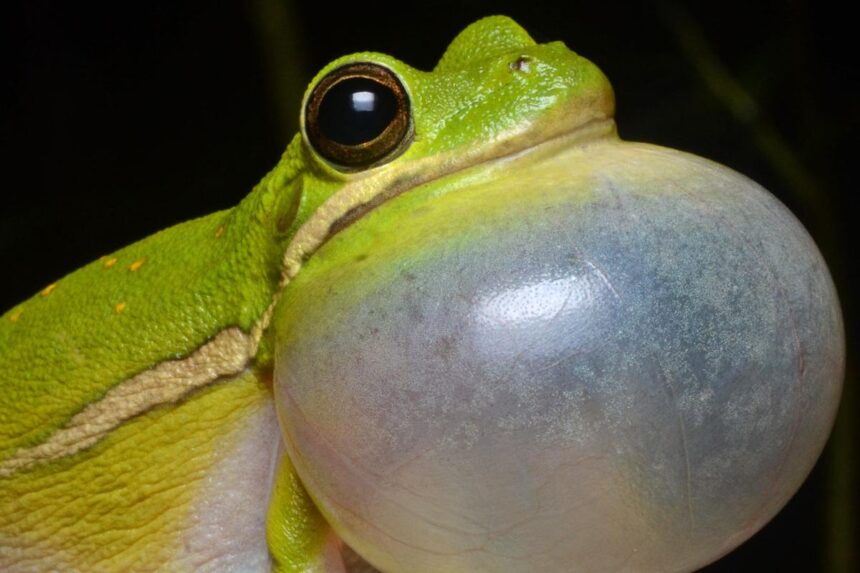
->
[0,13,845,573]
[0,15,617,573]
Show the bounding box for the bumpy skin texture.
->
[0,144,306,570]
[0,16,618,572]
[0,139,306,464]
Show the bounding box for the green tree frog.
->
[0,15,843,573]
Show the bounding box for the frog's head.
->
[303,15,614,172]
[275,16,615,280]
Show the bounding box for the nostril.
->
[509,56,533,73]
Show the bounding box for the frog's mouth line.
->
[277,116,616,287]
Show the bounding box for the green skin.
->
[0,16,614,572]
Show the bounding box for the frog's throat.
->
[0,325,263,478]
[279,117,617,287]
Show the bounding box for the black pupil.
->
[317,77,398,146]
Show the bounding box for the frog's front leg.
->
[266,448,345,573]
[267,402,383,573]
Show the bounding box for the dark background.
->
[1,1,856,571]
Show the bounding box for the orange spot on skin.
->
[103,257,118,269]
[9,309,23,322]
[115,302,126,314]
[40,283,57,297]
[129,258,146,272]
[215,226,225,239]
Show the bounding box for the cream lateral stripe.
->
[0,327,258,477]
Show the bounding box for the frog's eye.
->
[305,62,411,169]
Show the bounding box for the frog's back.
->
[0,205,274,464]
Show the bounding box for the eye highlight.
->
[305,63,412,170]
